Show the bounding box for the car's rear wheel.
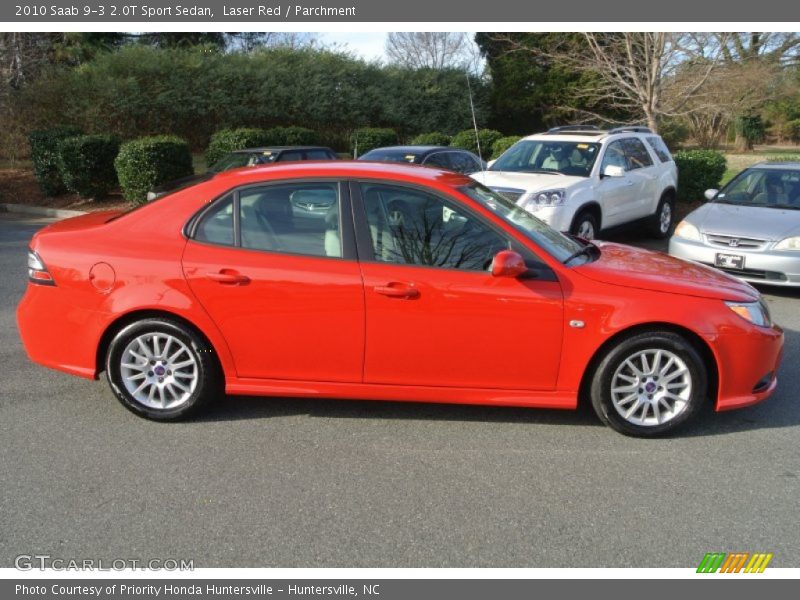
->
[589,331,707,437]
[106,318,221,420]
[570,210,599,240]
[650,193,675,239]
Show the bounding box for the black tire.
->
[649,192,675,239]
[105,318,221,421]
[589,331,707,437]
[570,210,599,240]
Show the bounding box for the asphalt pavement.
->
[1,213,799,568]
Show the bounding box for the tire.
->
[589,331,707,437]
[570,210,599,240]
[649,193,675,239]
[105,318,221,421]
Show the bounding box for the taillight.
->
[27,249,55,286]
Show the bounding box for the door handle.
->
[205,270,250,285]
[374,283,420,299]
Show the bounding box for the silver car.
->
[669,162,800,287]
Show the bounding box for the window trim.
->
[184,178,358,261]
[349,178,556,280]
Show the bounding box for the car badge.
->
[728,239,740,247]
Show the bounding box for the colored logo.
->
[697,552,773,573]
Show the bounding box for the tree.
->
[225,32,318,53]
[483,33,725,133]
[385,32,479,71]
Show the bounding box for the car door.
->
[352,181,564,391]
[595,140,638,227]
[181,181,365,382]
[620,137,660,219]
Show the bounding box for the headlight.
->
[774,236,800,251]
[674,220,701,241]
[523,189,565,208]
[725,300,772,328]
[27,250,45,271]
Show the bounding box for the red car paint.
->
[17,162,783,413]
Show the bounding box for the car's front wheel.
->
[650,193,675,239]
[589,331,707,436]
[570,210,599,240]
[106,318,221,420]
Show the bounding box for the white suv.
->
[470,126,678,239]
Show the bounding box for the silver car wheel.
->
[120,333,198,410]
[610,349,691,427]
[577,219,595,240]
[659,202,672,234]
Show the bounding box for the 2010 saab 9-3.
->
[17,162,783,436]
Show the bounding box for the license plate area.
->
[715,253,745,269]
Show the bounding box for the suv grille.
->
[490,187,526,204]
[705,233,767,250]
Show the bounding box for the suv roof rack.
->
[546,125,603,134]
[608,126,653,134]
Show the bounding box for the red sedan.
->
[17,162,783,436]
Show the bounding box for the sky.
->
[318,32,390,61]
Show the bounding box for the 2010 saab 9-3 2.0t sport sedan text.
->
[17,162,784,436]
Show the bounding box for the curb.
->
[0,203,86,218]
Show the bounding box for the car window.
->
[491,140,599,177]
[645,136,673,163]
[239,183,341,257]
[360,183,510,271]
[304,149,334,160]
[277,150,304,162]
[716,168,800,208]
[600,141,628,172]
[422,152,452,170]
[449,152,480,174]
[621,138,654,169]
[194,195,234,246]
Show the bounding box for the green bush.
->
[28,126,83,196]
[450,128,504,159]
[491,136,522,159]
[57,134,120,199]
[674,150,727,202]
[272,126,320,146]
[411,132,452,146]
[115,136,194,205]
[351,128,398,156]
[205,128,272,167]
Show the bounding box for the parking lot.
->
[1,212,799,568]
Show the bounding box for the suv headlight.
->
[523,189,566,208]
[774,236,800,251]
[725,300,772,328]
[674,220,701,241]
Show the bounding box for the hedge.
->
[491,136,522,159]
[57,135,120,199]
[28,126,83,196]
[450,128,504,159]
[411,132,452,146]
[115,136,194,205]
[273,126,320,146]
[351,128,398,157]
[205,128,273,167]
[673,150,727,202]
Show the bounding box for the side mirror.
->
[491,250,527,278]
[486,159,496,169]
[601,164,625,178]
[704,189,718,201]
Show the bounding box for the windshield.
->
[210,152,275,173]
[459,182,588,263]
[715,167,800,209]
[490,140,600,177]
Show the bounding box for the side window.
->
[600,141,628,172]
[450,152,479,174]
[646,136,673,163]
[277,150,304,162]
[360,183,509,271]
[239,183,341,258]
[304,149,334,160]
[622,138,654,169]
[195,194,234,246]
[422,152,452,170]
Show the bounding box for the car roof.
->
[522,127,659,143]
[209,160,473,186]
[233,146,333,153]
[363,145,465,156]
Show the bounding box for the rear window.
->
[645,136,673,163]
[359,149,420,164]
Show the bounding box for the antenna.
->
[465,73,486,174]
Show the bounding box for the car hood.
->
[574,241,759,302]
[686,202,800,241]
[471,170,585,193]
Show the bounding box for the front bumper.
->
[669,236,800,287]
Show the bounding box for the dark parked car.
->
[147,146,338,201]
[359,145,486,175]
